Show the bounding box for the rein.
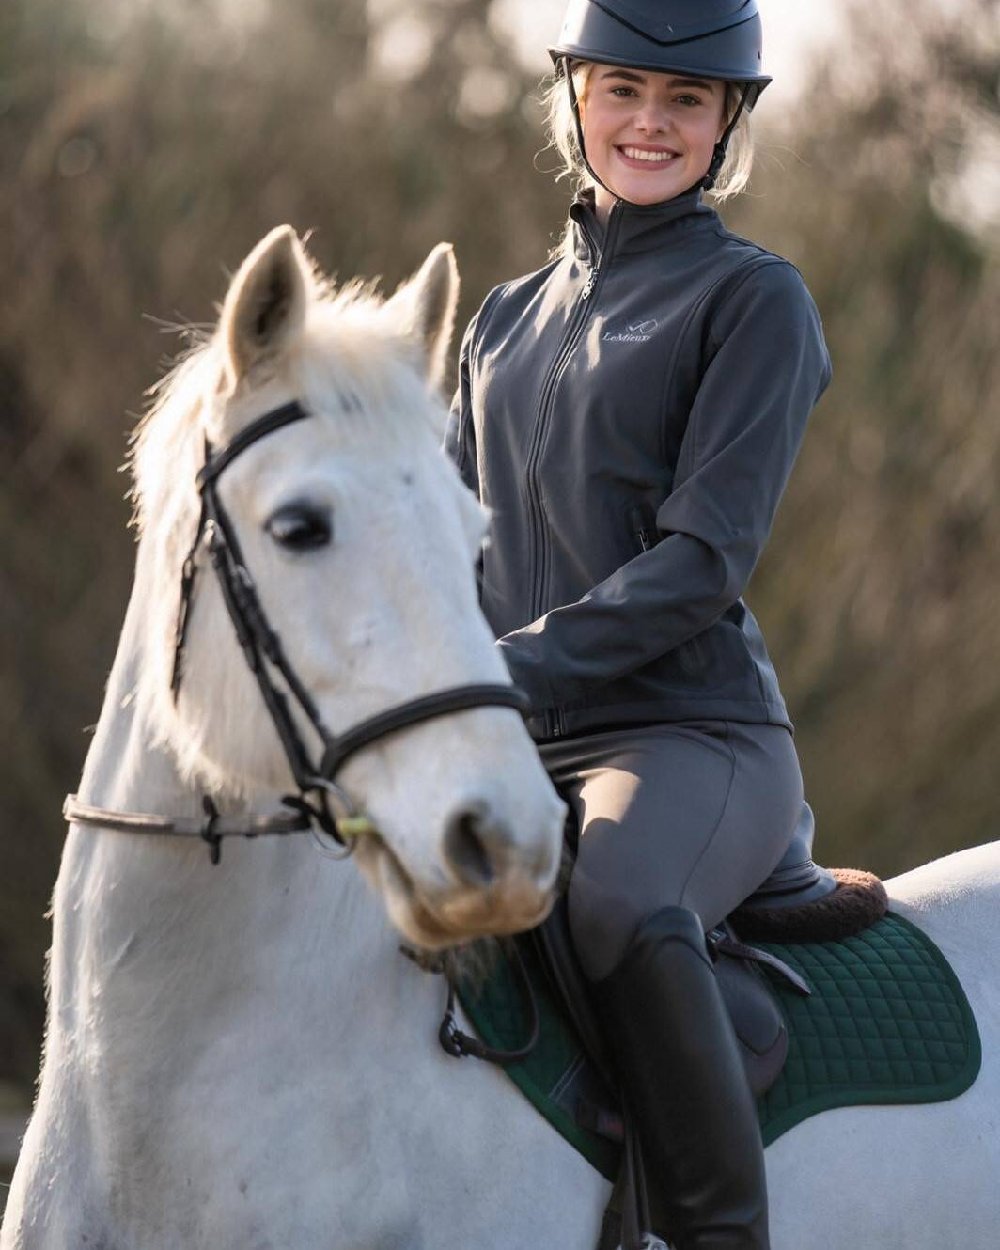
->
[65,398,528,862]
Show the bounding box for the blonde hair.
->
[542,61,755,204]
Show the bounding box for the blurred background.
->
[1,0,998,1148]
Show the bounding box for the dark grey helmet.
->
[549,0,772,192]
[549,0,771,109]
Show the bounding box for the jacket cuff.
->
[495,635,558,714]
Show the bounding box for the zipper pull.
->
[581,263,600,300]
[629,506,656,552]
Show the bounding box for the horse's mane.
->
[125,273,451,796]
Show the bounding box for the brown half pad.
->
[730,868,888,943]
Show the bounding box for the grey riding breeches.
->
[537,721,805,982]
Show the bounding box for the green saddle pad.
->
[457,912,981,1180]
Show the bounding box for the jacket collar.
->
[569,186,715,262]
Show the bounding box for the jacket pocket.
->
[627,503,710,679]
[628,504,658,554]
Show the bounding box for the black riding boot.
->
[593,906,770,1250]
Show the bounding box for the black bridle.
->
[65,398,527,862]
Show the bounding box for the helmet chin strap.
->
[565,59,613,197]
[562,59,750,202]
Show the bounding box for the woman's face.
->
[577,64,728,219]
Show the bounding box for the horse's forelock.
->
[297,287,448,445]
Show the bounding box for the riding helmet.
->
[549,0,772,107]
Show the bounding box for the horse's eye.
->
[265,504,333,551]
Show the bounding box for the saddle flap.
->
[712,951,788,1097]
[534,901,792,1129]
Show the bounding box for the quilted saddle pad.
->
[456,912,981,1180]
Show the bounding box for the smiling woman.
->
[445,3,836,1247]
[544,51,757,204]
[576,66,733,217]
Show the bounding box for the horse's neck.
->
[75,564,185,815]
[41,555,600,1248]
[36,565,476,1234]
[51,551,390,1057]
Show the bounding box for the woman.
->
[446,3,831,1246]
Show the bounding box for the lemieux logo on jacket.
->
[601,318,659,343]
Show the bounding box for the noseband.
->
[64,399,528,863]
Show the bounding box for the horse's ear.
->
[383,243,460,388]
[221,225,310,393]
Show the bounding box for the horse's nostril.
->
[444,808,500,887]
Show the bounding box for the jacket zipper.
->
[581,263,600,300]
[525,203,622,738]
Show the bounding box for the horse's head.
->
[131,226,564,947]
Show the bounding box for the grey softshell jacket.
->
[446,186,832,741]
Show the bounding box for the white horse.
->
[3,228,999,1250]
